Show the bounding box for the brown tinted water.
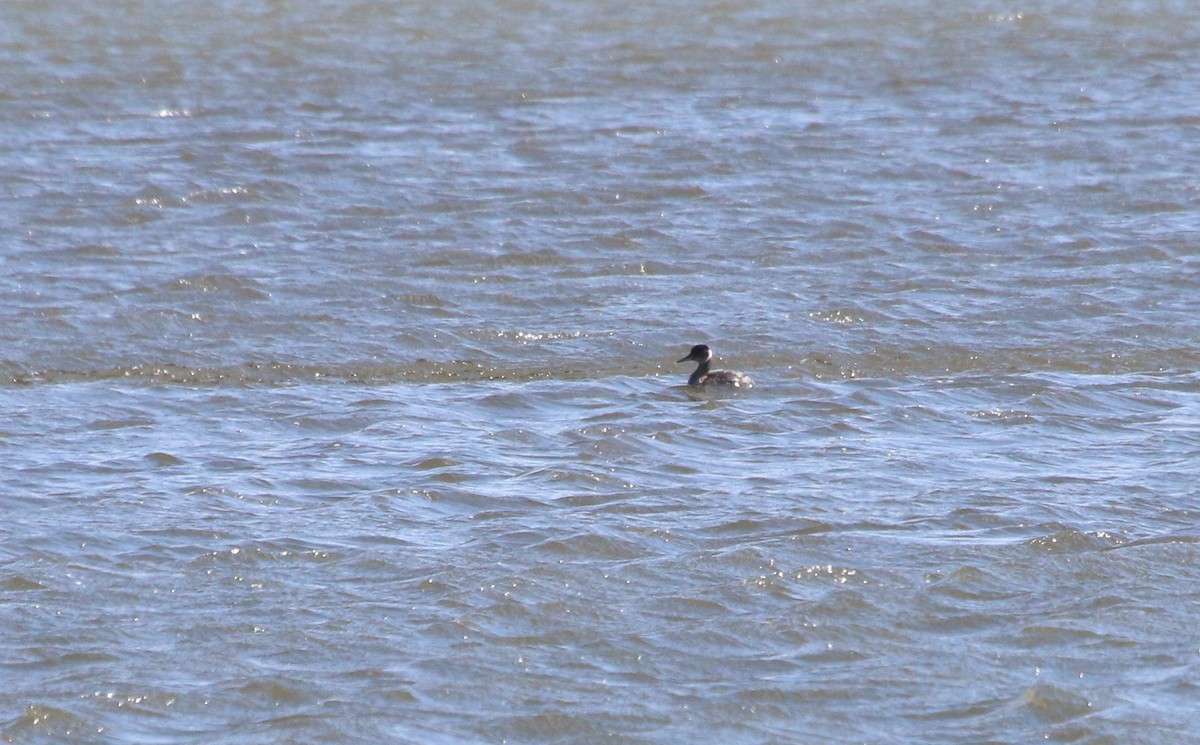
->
[3,1,1200,742]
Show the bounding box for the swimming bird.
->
[677,344,754,388]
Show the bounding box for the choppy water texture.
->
[4,0,1200,742]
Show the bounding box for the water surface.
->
[3,1,1200,742]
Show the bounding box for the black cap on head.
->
[677,344,711,363]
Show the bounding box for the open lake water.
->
[3,0,1200,742]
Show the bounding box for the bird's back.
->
[700,369,753,388]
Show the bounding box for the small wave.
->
[1025,529,1123,554]
[164,273,271,299]
[1,705,93,741]
[1021,683,1094,724]
[181,185,261,204]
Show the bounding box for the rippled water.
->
[4,0,1200,742]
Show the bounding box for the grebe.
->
[677,344,754,388]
